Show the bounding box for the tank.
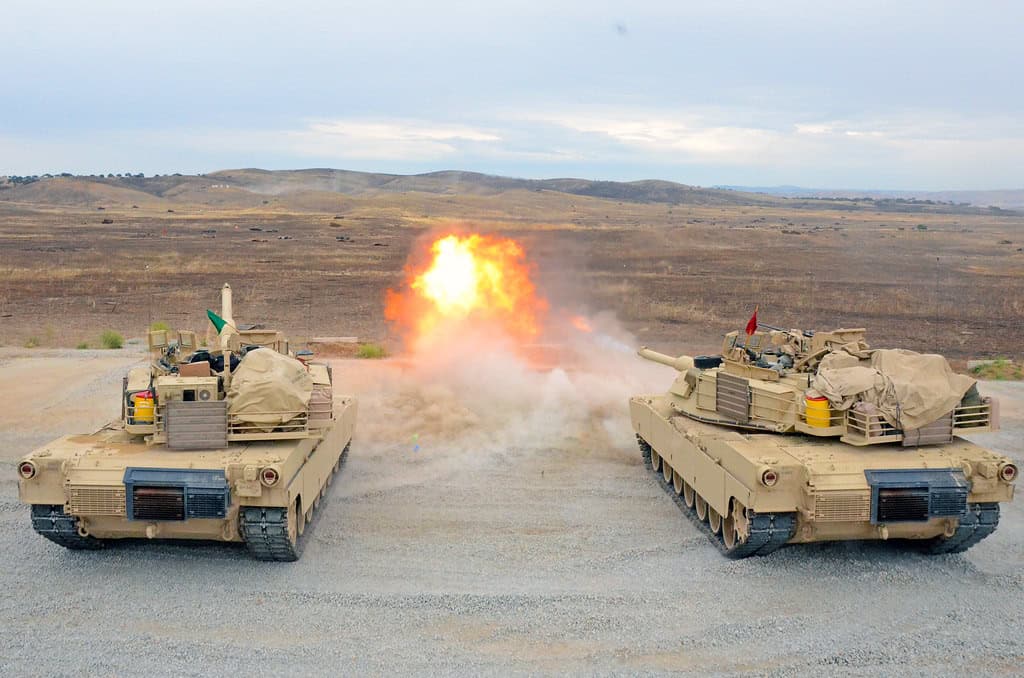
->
[630,324,1017,557]
[16,284,357,561]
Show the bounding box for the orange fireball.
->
[385,232,547,345]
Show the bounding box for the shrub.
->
[24,336,40,348]
[356,343,387,359]
[970,358,1023,381]
[76,341,89,349]
[101,330,124,349]
[150,321,170,332]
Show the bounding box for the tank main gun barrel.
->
[221,283,234,325]
[637,347,695,372]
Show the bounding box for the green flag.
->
[206,309,227,333]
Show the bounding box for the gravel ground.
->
[0,348,1021,676]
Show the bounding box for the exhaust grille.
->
[132,486,185,521]
[814,491,871,522]
[877,488,929,522]
[67,486,126,516]
[866,468,970,524]
[185,490,228,519]
[930,489,968,517]
[123,468,229,522]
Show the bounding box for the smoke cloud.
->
[332,312,671,499]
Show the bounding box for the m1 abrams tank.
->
[16,284,357,561]
[630,323,1016,558]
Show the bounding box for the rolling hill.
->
[0,169,1014,215]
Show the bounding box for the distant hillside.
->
[207,168,773,206]
[720,184,1024,211]
[0,169,1013,215]
[0,169,774,208]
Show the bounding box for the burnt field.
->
[1,179,1022,361]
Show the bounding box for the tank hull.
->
[19,399,356,558]
[630,394,1012,555]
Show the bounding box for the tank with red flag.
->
[629,319,1015,558]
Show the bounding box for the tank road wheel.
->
[650,449,662,473]
[722,504,738,550]
[646,461,797,558]
[287,503,300,545]
[296,499,308,538]
[695,494,708,521]
[662,458,673,484]
[708,507,722,535]
[718,501,789,559]
[682,481,695,509]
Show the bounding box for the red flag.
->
[744,305,759,336]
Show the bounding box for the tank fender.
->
[629,396,674,442]
[723,474,753,516]
[675,436,729,514]
[17,456,68,506]
[632,397,735,516]
[715,440,804,514]
[631,396,802,516]
[284,400,357,518]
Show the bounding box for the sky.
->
[1,1,1022,189]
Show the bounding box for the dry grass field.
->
[1,172,1022,362]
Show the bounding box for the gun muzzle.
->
[637,347,695,372]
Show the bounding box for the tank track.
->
[921,502,1000,555]
[637,435,796,558]
[240,442,349,562]
[30,505,105,550]
[240,507,301,561]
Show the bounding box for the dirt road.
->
[0,348,1020,676]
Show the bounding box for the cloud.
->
[284,120,502,160]
[504,108,1024,184]
[524,112,782,164]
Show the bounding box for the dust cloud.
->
[334,312,672,496]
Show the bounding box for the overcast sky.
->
[2,1,1022,189]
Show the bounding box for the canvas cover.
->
[812,347,974,430]
[227,349,313,425]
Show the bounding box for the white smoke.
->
[331,312,672,498]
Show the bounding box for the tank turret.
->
[629,317,1016,558]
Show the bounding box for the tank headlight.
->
[760,468,779,487]
[259,466,280,487]
[18,461,37,480]
[999,463,1018,483]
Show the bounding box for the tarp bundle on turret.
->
[811,346,975,430]
[227,349,313,426]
